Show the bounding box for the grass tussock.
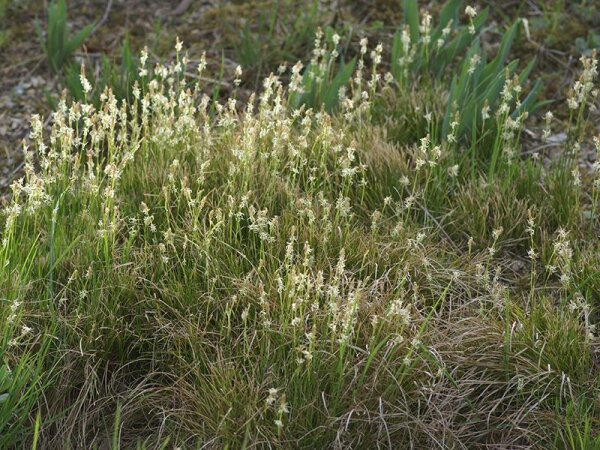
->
[1,24,600,450]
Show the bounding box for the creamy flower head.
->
[465,5,477,18]
[80,64,92,94]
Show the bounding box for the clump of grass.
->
[37,1,147,111]
[1,26,599,449]
[388,1,545,146]
[288,28,360,113]
[62,35,146,108]
[222,0,325,89]
[36,0,94,74]
[391,0,488,84]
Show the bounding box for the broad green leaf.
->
[323,57,356,112]
[482,20,519,81]
[518,56,537,85]
[431,0,462,43]
[65,22,94,55]
[403,0,420,44]
[432,8,488,76]
[391,30,403,79]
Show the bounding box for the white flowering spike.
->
[465,5,477,18]
[80,64,92,95]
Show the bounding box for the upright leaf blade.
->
[482,20,519,81]
[65,22,94,55]
[403,0,420,44]
[323,57,356,112]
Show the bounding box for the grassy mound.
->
[1,40,599,448]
